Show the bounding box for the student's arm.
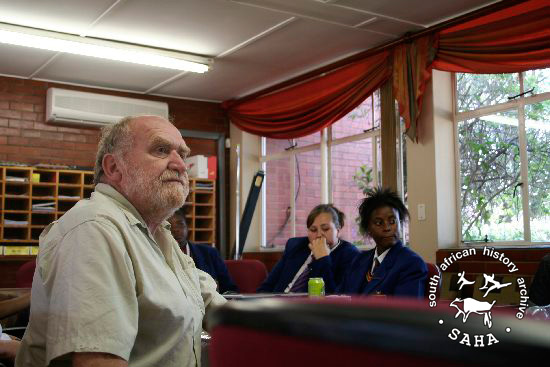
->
[73,352,128,367]
[310,244,359,294]
[210,248,239,293]
[0,292,30,319]
[256,255,286,293]
[393,256,428,298]
[0,339,20,360]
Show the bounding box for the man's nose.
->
[168,150,186,174]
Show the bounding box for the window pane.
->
[265,158,292,247]
[294,150,321,238]
[458,110,524,241]
[331,91,381,140]
[331,139,376,247]
[295,132,320,146]
[265,138,295,155]
[456,73,520,112]
[525,101,550,242]
[524,68,550,95]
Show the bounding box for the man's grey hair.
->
[93,116,136,185]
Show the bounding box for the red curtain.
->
[223,51,391,139]
[394,0,549,140]
[432,0,550,73]
[223,0,549,140]
[392,35,438,141]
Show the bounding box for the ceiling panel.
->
[0,44,57,77]
[155,18,392,101]
[0,0,504,101]
[0,0,115,34]
[335,0,497,26]
[358,18,424,37]
[36,54,180,92]
[88,0,291,56]
[232,0,372,27]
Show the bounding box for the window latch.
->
[508,87,534,100]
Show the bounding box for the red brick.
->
[34,105,45,113]
[9,102,34,112]
[58,126,84,134]
[0,145,20,154]
[85,135,100,143]
[59,141,76,150]
[21,112,38,121]
[0,101,8,109]
[34,122,58,132]
[39,131,63,140]
[21,129,41,138]
[0,136,6,145]
[20,95,43,104]
[63,133,87,143]
[0,109,22,119]
[73,142,97,151]
[0,153,6,160]
[9,120,34,129]
[0,127,20,136]
[7,136,29,145]
[0,118,8,127]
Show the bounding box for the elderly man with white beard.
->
[15,115,226,367]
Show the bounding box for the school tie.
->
[290,265,311,293]
[181,243,188,256]
[367,257,380,282]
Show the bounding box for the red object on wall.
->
[208,155,217,180]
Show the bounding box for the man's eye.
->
[155,146,169,155]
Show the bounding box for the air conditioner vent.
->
[46,88,169,128]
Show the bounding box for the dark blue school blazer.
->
[188,242,239,293]
[337,241,427,298]
[257,236,360,293]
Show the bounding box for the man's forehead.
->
[131,116,188,148]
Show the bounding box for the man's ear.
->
[102,153,123,184]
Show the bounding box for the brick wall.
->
[0,76,227,167]
[0,75,229,266]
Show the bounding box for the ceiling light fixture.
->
[0,23,211,73]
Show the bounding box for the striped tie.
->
[367,258,380,282]
[290,266,311,293]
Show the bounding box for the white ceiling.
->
[0,0,498,102]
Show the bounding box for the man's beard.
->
[122,165,189,218]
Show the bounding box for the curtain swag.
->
[223,0,550,141]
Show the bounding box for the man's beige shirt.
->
[15,183,226,367]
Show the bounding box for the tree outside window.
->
[455,69,550,244]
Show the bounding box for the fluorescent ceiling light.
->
[0,23,211,73]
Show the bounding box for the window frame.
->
[260,124,382,249]
[452,71,550,246]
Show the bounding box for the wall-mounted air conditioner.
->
[46,88,169,128]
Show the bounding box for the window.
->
[261,93,383,248]
[454,69,550,245]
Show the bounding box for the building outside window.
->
[261,92,382,248]
[454,68,550,245]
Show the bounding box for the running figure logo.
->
[428,247,529,348]
[449,272,510,329]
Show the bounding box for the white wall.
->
[229,123,263,254]
[406,70,457,263]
